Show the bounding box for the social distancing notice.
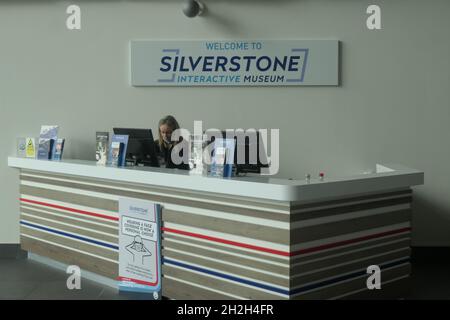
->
[118,198,162,299]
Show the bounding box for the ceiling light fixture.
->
[182,0,205,18]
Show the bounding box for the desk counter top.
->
[8,157,424,202]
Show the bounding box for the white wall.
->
[1,0,449,246]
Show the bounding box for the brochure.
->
[37,125,59,160]
[109,134,129,167]
[210,138,235,178]
[25,138,36,158]
[96,132,109,165]
[17,138,26,158]
[52,138,65,161]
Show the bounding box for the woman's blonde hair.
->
[158,115,180,147]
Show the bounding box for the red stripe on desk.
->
[162,226,411,257]
[19,198,119,221]
[19,199,410,256]
[291,227,411,256]
[162,227,291,256]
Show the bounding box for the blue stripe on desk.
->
[291,258,410,296]
[162,257,410,297]
[20,220,119,250]
[163,257,290,296]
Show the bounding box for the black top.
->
[154,140,190,170]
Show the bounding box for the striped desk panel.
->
[17,170,413,299]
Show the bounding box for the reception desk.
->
[7,157,424,299]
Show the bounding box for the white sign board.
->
[118,198,161,298]
[130,40,339,86]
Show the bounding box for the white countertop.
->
[7,157,424,202]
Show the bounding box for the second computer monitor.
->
[206,129,269,174]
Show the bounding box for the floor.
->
[0,257,138,300]
[0,248,449,300]
[405,247,450,299]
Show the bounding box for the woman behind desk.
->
[155,115,190,170]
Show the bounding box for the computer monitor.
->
[205,129,269,174]
[113,128,159,167]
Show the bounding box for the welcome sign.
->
[130,40,339,86]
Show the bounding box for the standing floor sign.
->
[130,40,339,86]
[118,198,161,299]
